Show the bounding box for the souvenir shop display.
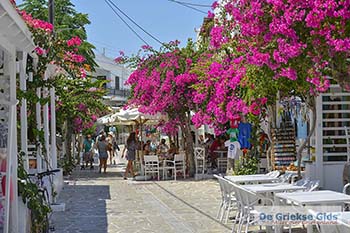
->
[271,111,297,170]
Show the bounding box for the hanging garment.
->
[297,114,308,139]
[226,128,239,142]
[224,140,241,159]
[238,122,252,149]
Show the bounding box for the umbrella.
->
[109,108,167,176]
[110,108,165,126]
[96,113,114,125]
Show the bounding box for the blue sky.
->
[48,0,214,58]
[77,0,214,57]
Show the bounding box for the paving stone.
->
[52,157,306,233]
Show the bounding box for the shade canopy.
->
[109,108,165,125]
[96,113,114,125]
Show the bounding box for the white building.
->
[93,53,131,107]
[0,1,65,232]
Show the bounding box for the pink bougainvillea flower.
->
[67,36,82,47]
[34,47,45,56]
[114,56,124,63]
[207,11,215,19]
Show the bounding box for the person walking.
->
[107,133,115,165]
[96,135,108,173]
[82,134,94,170]
[122,132,138,179]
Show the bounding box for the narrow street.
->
[52,158,231,233]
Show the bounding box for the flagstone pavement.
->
[51,156,307,233]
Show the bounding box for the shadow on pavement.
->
[153,182,231,230]
[52,185,111,233]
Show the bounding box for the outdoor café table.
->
[336,212,350,231]
[243,183,306,194]
[225,175,279,184]
[307,211,350,233]
[274,190,350,233]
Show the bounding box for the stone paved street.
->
[51,158,231,233]
[52,156,307,233]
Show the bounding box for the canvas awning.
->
[109,108,166,126]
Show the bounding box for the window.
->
[115,76,120,90]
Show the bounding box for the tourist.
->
[157,139,169,156]
[209,136,225,169]
[96,135,108,173]
[143,140,151,155]
[167,142,178,158]
[122,132,138,179]
[107,132,115,165]
[198,135,205,145]
[82,134,94,170]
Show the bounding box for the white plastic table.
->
[275,190,350,205]
[337,212,350,229]
[243,183,306,194]
[308,211,350,233]
[275,191,350,233]
[225,175,279,184]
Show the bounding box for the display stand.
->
[271,123,296,170]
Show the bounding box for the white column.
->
[50,88,57,168]
[315,95,324,187]
[36,88,42,172]
[3,46,18,233]
[19,55,29,170]
[43,83,50,170]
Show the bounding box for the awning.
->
[109,108,166,125]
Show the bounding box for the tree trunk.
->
[297,96,316,179]
[180,113,195,177]
[266,105,276,171]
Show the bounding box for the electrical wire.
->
[168,0,211,8]
[106,0,164,46]
[104,0,150,46]
[167,0,207,14]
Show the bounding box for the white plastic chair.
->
[144,155,160,181]
[343,183,350,211]
[304,180,319,192]
[194,147,206,175]
[275,173,295,183]
[162,153,186,180]
[343,183,350,195]
[213,175,237,224]
[217,157,228,174]
[266,170,280,178]
[293,178,310,186]
[228,180,274,233]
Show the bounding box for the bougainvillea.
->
[17,7,106,135]
[210,0,350,91]
[120,40,205,176]
[192,0,350,133]
[123,40,201,133]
